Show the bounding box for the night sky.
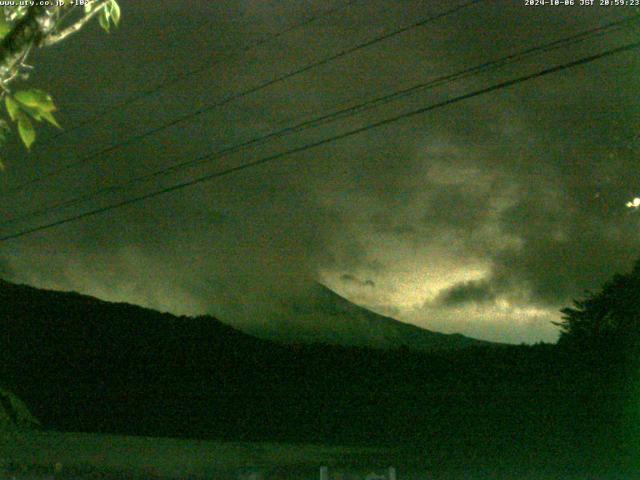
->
[0,0,639,344]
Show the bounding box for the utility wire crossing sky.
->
[1,0,638,344]
[0,12,635,230]
[1,39,638,241]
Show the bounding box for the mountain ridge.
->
[223,282,492,351]
[0,276,499,442]
[0,278,491,351]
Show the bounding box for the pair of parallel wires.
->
[1,0,637,241]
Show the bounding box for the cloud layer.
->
[1,0,639,343]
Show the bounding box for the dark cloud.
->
[340,273,375,288]
[436,280,495,307]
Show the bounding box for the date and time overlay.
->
[525,0,640,6]
[0,0,638,7]
[0,1,95,6]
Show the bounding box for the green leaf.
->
[99,8,110,32]
[0,17,11,39]
[24,107,44,122]
[17,113,35,150]
[41,110,61,129]
[5,95,20,121]
[14,89,56,112]
[110,0,120,26]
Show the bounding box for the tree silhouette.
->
[556,259,640,353]
[554,259,640,471]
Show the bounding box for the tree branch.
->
[0,5,57,81]
[43,1,111,46]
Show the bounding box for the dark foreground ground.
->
[0,429,637,480]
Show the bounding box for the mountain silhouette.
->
[0,277,495,443]
[223,283,491,351]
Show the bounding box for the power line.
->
[1,39,637,242]
[11,0,484,193]
[28,0,361,150]
[1,13,635,228]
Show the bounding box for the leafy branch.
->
[0,0,121,165]
[44,0,119,46]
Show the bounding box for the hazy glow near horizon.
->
[0,0,638,347]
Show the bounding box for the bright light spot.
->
[626,197,640,209]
